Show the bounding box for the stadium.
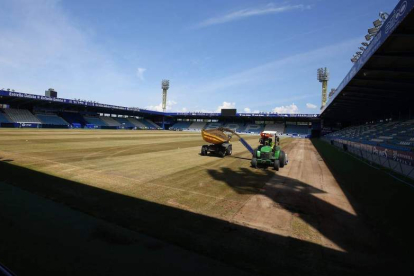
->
[0,0,413,275]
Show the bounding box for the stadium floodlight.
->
[356,51,362,55]
[351,58,357,63]
[161,79,170,113]
[365,34,373,41]
[361,42,369,47]
[317,67,329,108]
[359,47,365,51]
[368,27,378,35]
[379,12,389,20]
[373,19,382,28]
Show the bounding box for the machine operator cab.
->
[259,132,279,152]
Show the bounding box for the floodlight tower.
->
[161,79,170,112]
[317,67,330,109]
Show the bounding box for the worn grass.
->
[0,129,292,220]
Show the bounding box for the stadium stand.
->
[170,122,191,130]
[188,122,206,131]
[127,118,148,129]
[4,109,41,123]
[146,119,161,129]
[244,124,264,134]
[60,112,87,127]
[205,122,222,129]
[0,111,12,123]
[114,117,136,129]
[36,114,69,126]
[138,119,157,129]
[100,116,121,127]
[325,119,414,151]
[84,116,107,127]
[224,123,244,132]
[264,122,285,134]
[285,125,310,135]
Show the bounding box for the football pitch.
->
[0,129,412,275]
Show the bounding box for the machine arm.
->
[217,127,254,155]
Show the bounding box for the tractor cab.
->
[259,132,278,152]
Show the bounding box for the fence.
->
[322,138,414,180]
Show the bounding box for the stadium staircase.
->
[4,109,41,123]
[325,119,414,151]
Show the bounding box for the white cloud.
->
[306,103,317,109]
[195,4,311,28]
[272,103,299,114]
[146,100,177,112]
[216,101,236,112]
[244,107,251,113]
[136,68,146,81]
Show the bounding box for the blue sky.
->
[0,0,398,113]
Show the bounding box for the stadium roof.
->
[321,0,414,122]
[0,90,319,120]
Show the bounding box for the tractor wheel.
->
[279,151,286,168]
[218,151,226,158]
[251,158,258,168]
[226,145,232,156]
[273,159,280,171]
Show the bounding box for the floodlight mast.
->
[317,67,329,109]
[161,79,170,112]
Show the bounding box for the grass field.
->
[0,129,292,220]
[0,129,413,275]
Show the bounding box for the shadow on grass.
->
[0,159,350,276]
[0,158,13,162]
[1,151,412,275]
[206,139,414,275]
[310,139,414,256]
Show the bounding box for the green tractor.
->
[251,132,287,171]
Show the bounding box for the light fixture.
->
[373,19,382,28]
[359,47,365,51]
[356,51,362,55]
[361,42,369,47]
[365,34,373,41]
[379,12,389,20]
[368,27,378,35]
